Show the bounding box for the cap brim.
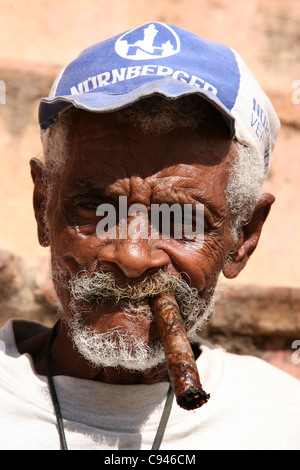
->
[39,77,235,137]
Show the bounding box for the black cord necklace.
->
[46,320,68,450]
[46,320,174,450]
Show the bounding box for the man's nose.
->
[98,238,170,278]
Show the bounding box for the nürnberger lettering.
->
[70,65,218,96]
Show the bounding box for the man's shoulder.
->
[0,319,48,357]
[225,348,299,383]
[199,338,300,395]
[218,346,300,415]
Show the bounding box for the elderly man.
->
[0,22,299,451]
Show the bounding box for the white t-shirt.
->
[0,319,299,450]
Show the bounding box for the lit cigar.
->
[151,292,210,410]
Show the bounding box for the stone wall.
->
[0,0,299,379]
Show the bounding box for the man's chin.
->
[67,306,165,372]
[63,276,219,371]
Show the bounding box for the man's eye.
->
[66,198,103,220]
[78,202,99,211]
[149,204,211,241]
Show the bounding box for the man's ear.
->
[30,158,49,247]
[222,193,275,279]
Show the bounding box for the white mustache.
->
[69,268,197,305]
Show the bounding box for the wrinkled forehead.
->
[42,97,235,198]
[66,110,233,174]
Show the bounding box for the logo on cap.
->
[115,23,180,60]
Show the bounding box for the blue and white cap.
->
[39,22,280,176]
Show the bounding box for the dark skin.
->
[16,110,275,384]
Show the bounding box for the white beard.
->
[69,318,166,372]
[64,269,218,372]
[67,297,217,372]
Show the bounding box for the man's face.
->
[40,110,236,371]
